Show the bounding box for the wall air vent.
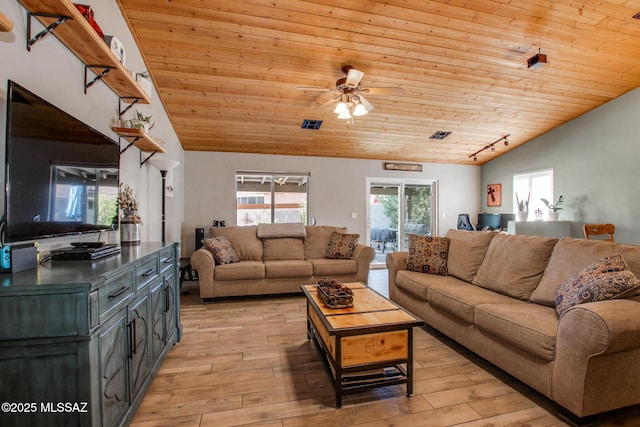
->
[301,119,322,130]
[430,131,451,140]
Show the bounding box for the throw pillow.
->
[202,236,240,265]
[406,234,450,275]
[554,253,640,318]
[325,232,359,259]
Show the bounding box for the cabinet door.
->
[128,292,151,398]
[163,272,178,344]
[99,309,129,427]
[150,278,166,361]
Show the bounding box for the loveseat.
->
[191,224,375,302]
[387,229,640,422]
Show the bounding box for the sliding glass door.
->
[367,178,437,266]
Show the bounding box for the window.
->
[236,172,309,225]
[513,169,553,219]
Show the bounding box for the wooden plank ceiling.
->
[116,0,640,165]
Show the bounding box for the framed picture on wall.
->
[487,183,501,207]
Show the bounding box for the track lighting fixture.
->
[527,49,547,69]
[468,134,510,162]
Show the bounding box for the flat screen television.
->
[3,81,120,243]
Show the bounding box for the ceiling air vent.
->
[301,119,322,130]
[430,131,451,140]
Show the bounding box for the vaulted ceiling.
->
[116,0,640,165]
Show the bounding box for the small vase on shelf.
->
[517,211,529,222]
[548,211,560,221]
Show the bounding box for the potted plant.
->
[118,183,142,244]
[126,109,154,133]
[516,192,530,221]
[541,195,564,221]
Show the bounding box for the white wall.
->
[0,1,183,252]
[482,87,640,244]
[182,151,480,256]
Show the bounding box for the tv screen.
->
[4,81,120,243]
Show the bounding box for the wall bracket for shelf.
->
[119,137,140,155]
[84,65,115,94]
[140,150,158,167]
[119,97,142,118]
[26,11,71,51]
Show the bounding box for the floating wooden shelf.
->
[0,12,13,32]
[17,0,150,103]
[113,127,165,153]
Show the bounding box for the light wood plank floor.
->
[131,271,640,426]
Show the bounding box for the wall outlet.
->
[351,212,358,219]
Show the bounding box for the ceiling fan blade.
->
[314,94,341,110]
[360,87,404,96]
[357,94,375,112]
[345,68,364,87]
[296,86,333,92]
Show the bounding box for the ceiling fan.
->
[297,65,403,122]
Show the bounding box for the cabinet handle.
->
[131,318,137,355]
[165,286,170,312]
[162,257,173,264]
[108,286,128,299]
[127,319,135,359]
[143,268,155,277]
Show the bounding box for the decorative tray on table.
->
[316,278,354,309]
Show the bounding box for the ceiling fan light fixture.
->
[353,103,368,116]
[333,101,349,114]
[337,111,352,120]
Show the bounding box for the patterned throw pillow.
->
[554,253,640,318]
[406,234,450,276]
[202,236,240,265]
[325,232,360,259]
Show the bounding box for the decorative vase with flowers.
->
[541,195,564,221]
[118,183,142,244]
[516,192,530,221]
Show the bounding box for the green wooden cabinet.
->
[0,242,181,427]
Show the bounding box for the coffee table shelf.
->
[301,282,423,407]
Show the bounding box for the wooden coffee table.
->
[301,282,424,407]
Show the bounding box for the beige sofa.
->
[387,229,640,422]
[191,224,375,302]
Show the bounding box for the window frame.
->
[235,171,310,225]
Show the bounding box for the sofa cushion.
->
[445,229,497,283]
[211,225,263,261]
[264,260,313,279]
[406,235,449,275]
[214,261,265,281]
[428,281,520,325]
[395,270,439,301]
[474,303,558,361]
[201,236,240,265]
[326,232,359,259]
[257,222,306,238]
[262,238,305,261]
[532,237,640,306]
[304,226,348,259]
[472,234,557,301]
[307,258,357,276]
[554,254,640,318]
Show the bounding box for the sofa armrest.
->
[353,244,375,284]
[190,248,215,300]
[553,299,640,417]
[386,251,408,300]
